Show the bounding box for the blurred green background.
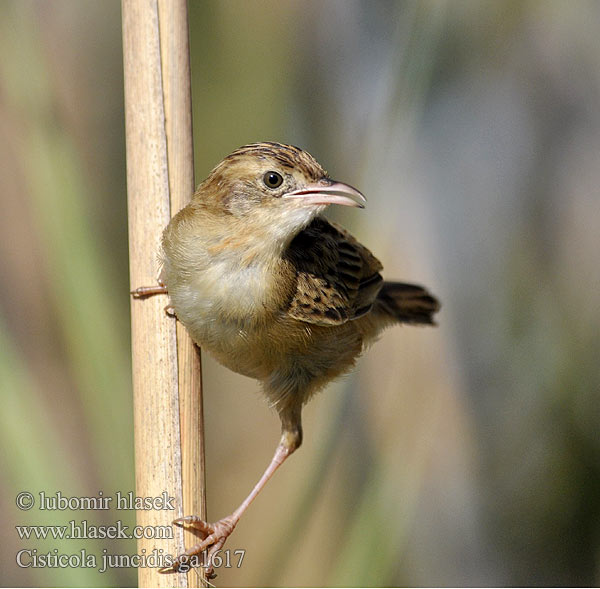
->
[2,0,599,586]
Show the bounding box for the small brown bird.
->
[133,142,439,576]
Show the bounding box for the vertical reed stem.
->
[122,1,205,585]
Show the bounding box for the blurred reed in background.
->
[1,0,599,587]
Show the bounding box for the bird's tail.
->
[375,281,440,326]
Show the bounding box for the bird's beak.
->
[282,179,367,208]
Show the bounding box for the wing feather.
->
[283,217,383,326]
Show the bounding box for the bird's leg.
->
[130,279,175,315]
[130,282,168,298]
[160,426,301,578]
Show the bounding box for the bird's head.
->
[194,142,366,246]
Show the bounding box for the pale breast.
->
[162,246,290,377]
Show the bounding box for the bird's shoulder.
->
[282,217,383,326]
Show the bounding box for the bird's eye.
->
[263,171,283,189]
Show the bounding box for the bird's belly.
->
[177,302,363,387]
[167,262,364,387]
[166,270,283,379]
[218,318,364,392]
[193,319,279,380]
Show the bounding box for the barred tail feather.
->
[375,281,440,326]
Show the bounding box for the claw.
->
[173,516,211,539]
[159,515,238,576]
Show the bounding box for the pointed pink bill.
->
[282,179,367,208]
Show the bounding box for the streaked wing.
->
[283,217,383,326]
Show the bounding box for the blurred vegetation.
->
[1,0,599,587]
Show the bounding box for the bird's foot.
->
[130,281,175,316]
[159,515,238,578]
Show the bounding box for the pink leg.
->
[159,442,293,577]
[130,284,168,298]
